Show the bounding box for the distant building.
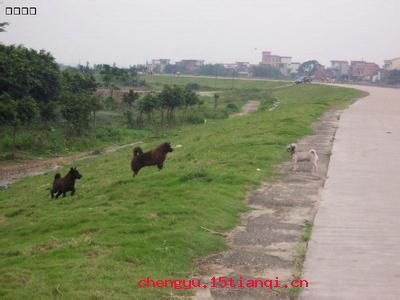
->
[176,59,204,72]
[261,51,293,75]
[261,51,289,66]
[314,66,335,82]
[235,61,251,72]
[350,61,380,81]
[384,57,400,71]
[289,62,301,75]
[148,59,170,73]
[223,62,250,77]
[331,60,350,81]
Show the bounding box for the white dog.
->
[287,143,318,173]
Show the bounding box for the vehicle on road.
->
[294,76,313,84]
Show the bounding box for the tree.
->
[183,87,199,111]
[159,85,183,123]
[89,95,103,130]
[59,68,99,134]
[39,101,58,124]
[61,93,92,135]
[213,93,220,110]
[0,94,37,158]
[0,45,61,104]
[122,90,139,109]
[61,69,97,94]
[122,90,139,128]
[185,83,200,91]
[197,64,232,77]
[251,65,283,79]
[298,60,321,76]
[137,94,159,123]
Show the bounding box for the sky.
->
[1,0,399,67]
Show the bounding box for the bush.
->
[95,126,122,142]
[225,103,239,113]
[185,83,200,91]
[203,109,228,119]
[105,96,117,111]
[124,111,135,128]
[185,113,206,124]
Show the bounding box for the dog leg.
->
[71,188,75,196]
[313,161,318,173]
[293,160,298,172]
[157,163,163,170]
[62,192,66,197]
[55,191,62,199]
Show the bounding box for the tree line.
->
[121,84,202,128]
[0,44,144,158]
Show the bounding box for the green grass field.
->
[143,74,287,90]
[0,77,364,299]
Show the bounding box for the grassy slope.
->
[0,76,284,161]
[0,81,364,299]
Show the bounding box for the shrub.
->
[225,103,239,113]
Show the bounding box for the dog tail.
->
[309,149,317,156]
[54,173,61,180]
[133,147,143,157]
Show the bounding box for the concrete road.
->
[301,85,400,300]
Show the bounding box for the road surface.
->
[301,85,400,299]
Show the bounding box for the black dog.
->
[131,142,173,176]
[51,167,82,199]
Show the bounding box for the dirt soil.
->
[194,109,342,300]
[0,142,141,188]
[232,101,261,116]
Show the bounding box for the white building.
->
[384,57,400,71]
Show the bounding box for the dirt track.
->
[232,101,261,116]
[195,109,342,299]
[0,142,141,188]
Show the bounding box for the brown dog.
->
[51,167,82,199]
[131,142,173,176]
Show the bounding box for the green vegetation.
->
[287,221,314,299]
[298,60,321,76]
[143,75,286,90]
[0,77,364,298]
[0,44,287,161]
[0,44,150,160]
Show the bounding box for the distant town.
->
[143,51,400,85]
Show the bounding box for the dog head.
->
[69,167,82,180]
[161,142,174,153]
[286,143,296,155]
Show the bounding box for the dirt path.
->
[195,109,342,299]
[232,100,261,116]
[0,142,141,188]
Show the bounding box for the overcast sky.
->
[1,0,399,67]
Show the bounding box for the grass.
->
[0,77,365,299]
[286,221,313,299]
[0,110,150,162]
[0,76,283,161]
[143,74,287,90]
